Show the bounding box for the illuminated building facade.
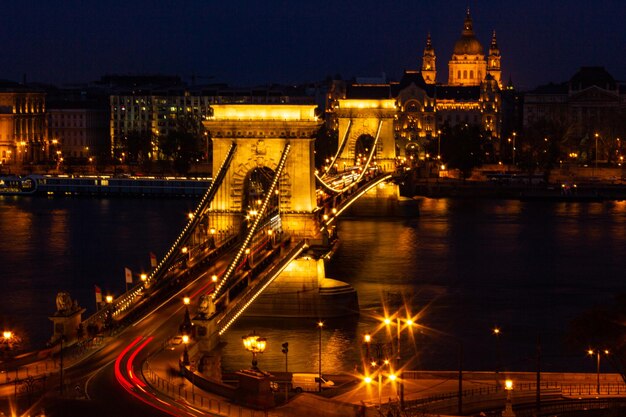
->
[327,9,503,160]
[0,81,47,166]
[110,80,317,159]
[523,67,626,162]
[48,107,109,162]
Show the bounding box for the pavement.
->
[4,336,626,417]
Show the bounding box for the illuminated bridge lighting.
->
[213,143,291,300]
[322,119,352,178]
[218,241,307,335]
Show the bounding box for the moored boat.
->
[0,176,38,196]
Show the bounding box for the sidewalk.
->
[0,336,107,397]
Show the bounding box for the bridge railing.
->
[142,362,268,417]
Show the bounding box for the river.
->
[1,195,625,375]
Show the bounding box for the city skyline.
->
[0,0,624,90]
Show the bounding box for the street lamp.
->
[502,379,516,417]
[182,334,190,366]
[594,133,599,177]
[588,348,609,394]
[437,129,442,161]
[318,321,324,392]
[493,326,502,384]
[182,297,192,335]
[242,331,267,371]
[363,333,372,364]
[512,132,517,167]
[282,342,289,400]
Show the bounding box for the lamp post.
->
[493,326,502,386]
[182,297,192,335]
[437,129,442,161]
[382,313,416,408]
[242,331,266,371]
[594,133,599,178]
[318,321,324,392]
[588,349,609,394]
[182,335,190,366]
[282,342,289,400]
[502,379,516,417]
[363,333,372,366]
[512,132,516,167]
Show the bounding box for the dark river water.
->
[1,195,625,376]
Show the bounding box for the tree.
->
[159,115,205,174]
[439,123,484,179]
[566,295,626,383]
[520,118,574,179]
[124,130,154,164]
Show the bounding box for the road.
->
[35,248,239,417]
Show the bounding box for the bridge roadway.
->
[5,240,246,416]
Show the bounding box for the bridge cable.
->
[217,240,307,335]
[315,119,383,194]
[321,119,352,179]
[212,142,292,300]
[146,142,238,286]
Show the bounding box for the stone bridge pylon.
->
[203,104,322,243]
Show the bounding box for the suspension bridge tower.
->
[204,104,322,242]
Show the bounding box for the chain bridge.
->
[77,100,398,372]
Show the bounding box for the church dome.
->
[452,9,484,56]
[453,37,484,56]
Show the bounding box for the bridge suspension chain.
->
[212,142,292,300]
[146,142,238,286]
[321,119,352,180]
[315,119,383,194]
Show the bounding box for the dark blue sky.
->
[1,0,624,90]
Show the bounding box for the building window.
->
[470,70,474,79]
[463,70,468,79]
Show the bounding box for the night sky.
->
[1,0,624,90]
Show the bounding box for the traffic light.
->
[282,342,288,354]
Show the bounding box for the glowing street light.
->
[242,331,267,371]
[588,348,609,394]
[318,321,324,392]
[182,334,190,366]
[502,379,515,417]
[105,295,113,304]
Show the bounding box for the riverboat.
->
[0,176,38,196]
[31,175,212,197]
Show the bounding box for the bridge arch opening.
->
[354,134,375,166]
[242,166,279,216]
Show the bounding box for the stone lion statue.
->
[197,294,215,318]
[55,291,73,313]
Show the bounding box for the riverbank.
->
[404,179,626,201]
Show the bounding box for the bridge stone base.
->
[341,183,416,217]
[244,258,358,318]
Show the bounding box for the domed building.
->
[326,9,506,162]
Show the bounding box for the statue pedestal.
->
[49,308,85,344]
[192,314,219,353]
[234,370,275,409]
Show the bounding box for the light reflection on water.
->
[1,196,626,374]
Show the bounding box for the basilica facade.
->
[327,9,505,160]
